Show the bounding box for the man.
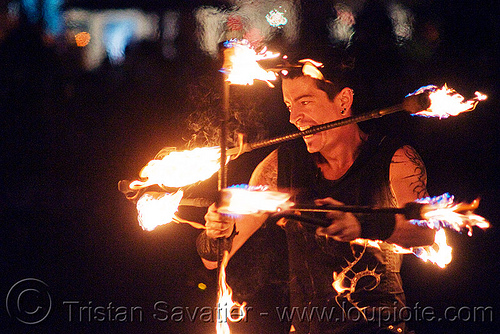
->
[197,53,435,333]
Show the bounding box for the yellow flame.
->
[129,146,221,190]
[217,186,291,215]
[223,40,279,87]
[416,84,487,118]
[217,251,247,334]
[136,190,184,231]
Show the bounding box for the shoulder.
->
[390,145,427,178]
[249,149,278,190]
[389,145,428,203]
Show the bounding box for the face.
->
[282,76,344,153]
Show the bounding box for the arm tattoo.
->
[392,145,428,199]
[249,150,278,190]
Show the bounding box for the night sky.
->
[1,1,499,333]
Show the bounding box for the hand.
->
[204,203,235,239]
[314,197,361,242]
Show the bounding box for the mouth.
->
[299,125,313,139]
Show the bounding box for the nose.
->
[289,106,302,127]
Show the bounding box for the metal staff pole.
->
[226,92,431,157]
[217,47,232,277]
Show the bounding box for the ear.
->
[337,87,354,111]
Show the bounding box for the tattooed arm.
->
[200,150,278,269]
[385,145,435,248]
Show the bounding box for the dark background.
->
[1,0,499,333]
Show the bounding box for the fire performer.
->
[197,50,435,333]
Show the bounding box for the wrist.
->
[196,225,238,261]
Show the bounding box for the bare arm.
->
[200,150,279,269]
[385,145,435,248]
[317,145,435,248]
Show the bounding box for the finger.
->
[316,223,343,237]
[325,210,345,220]
[314,197,345,206]
[206,225,233,238]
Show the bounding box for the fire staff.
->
[197,50,435,334]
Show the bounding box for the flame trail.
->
[216,251,247,334]
[409,84,487,118]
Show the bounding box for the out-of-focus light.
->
[75,32,91,47]
[329,4,355,45]
[198,283,207,291]
[266,8,288,28]
[388,3,414,45]
[103,20,136,65]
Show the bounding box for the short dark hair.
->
[279,47,355,102]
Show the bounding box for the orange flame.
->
[135,191,207,231]
[395,195,488,268]
[217,186,292,215]
[129,146,222,190]
[223,39,279,87]
[136,190,184,231]
[217,251,247,334]
[412,229,453,268]
[414,84,487,118]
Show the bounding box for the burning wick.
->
[221,39,280,87]
[409,84,487,119]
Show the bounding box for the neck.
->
[316,126,368,180]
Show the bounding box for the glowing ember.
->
[129,146,222,190]
[409,84,487,118]
[222,39,279,87]
[217,251,247,334]
[217,185,291,215]
[266,8,288,28]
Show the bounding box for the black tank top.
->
[278,133,408,334]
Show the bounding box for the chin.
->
[304,142,320,153]
[304,137,322,153]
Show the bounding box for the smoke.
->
[183,75,270,150]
